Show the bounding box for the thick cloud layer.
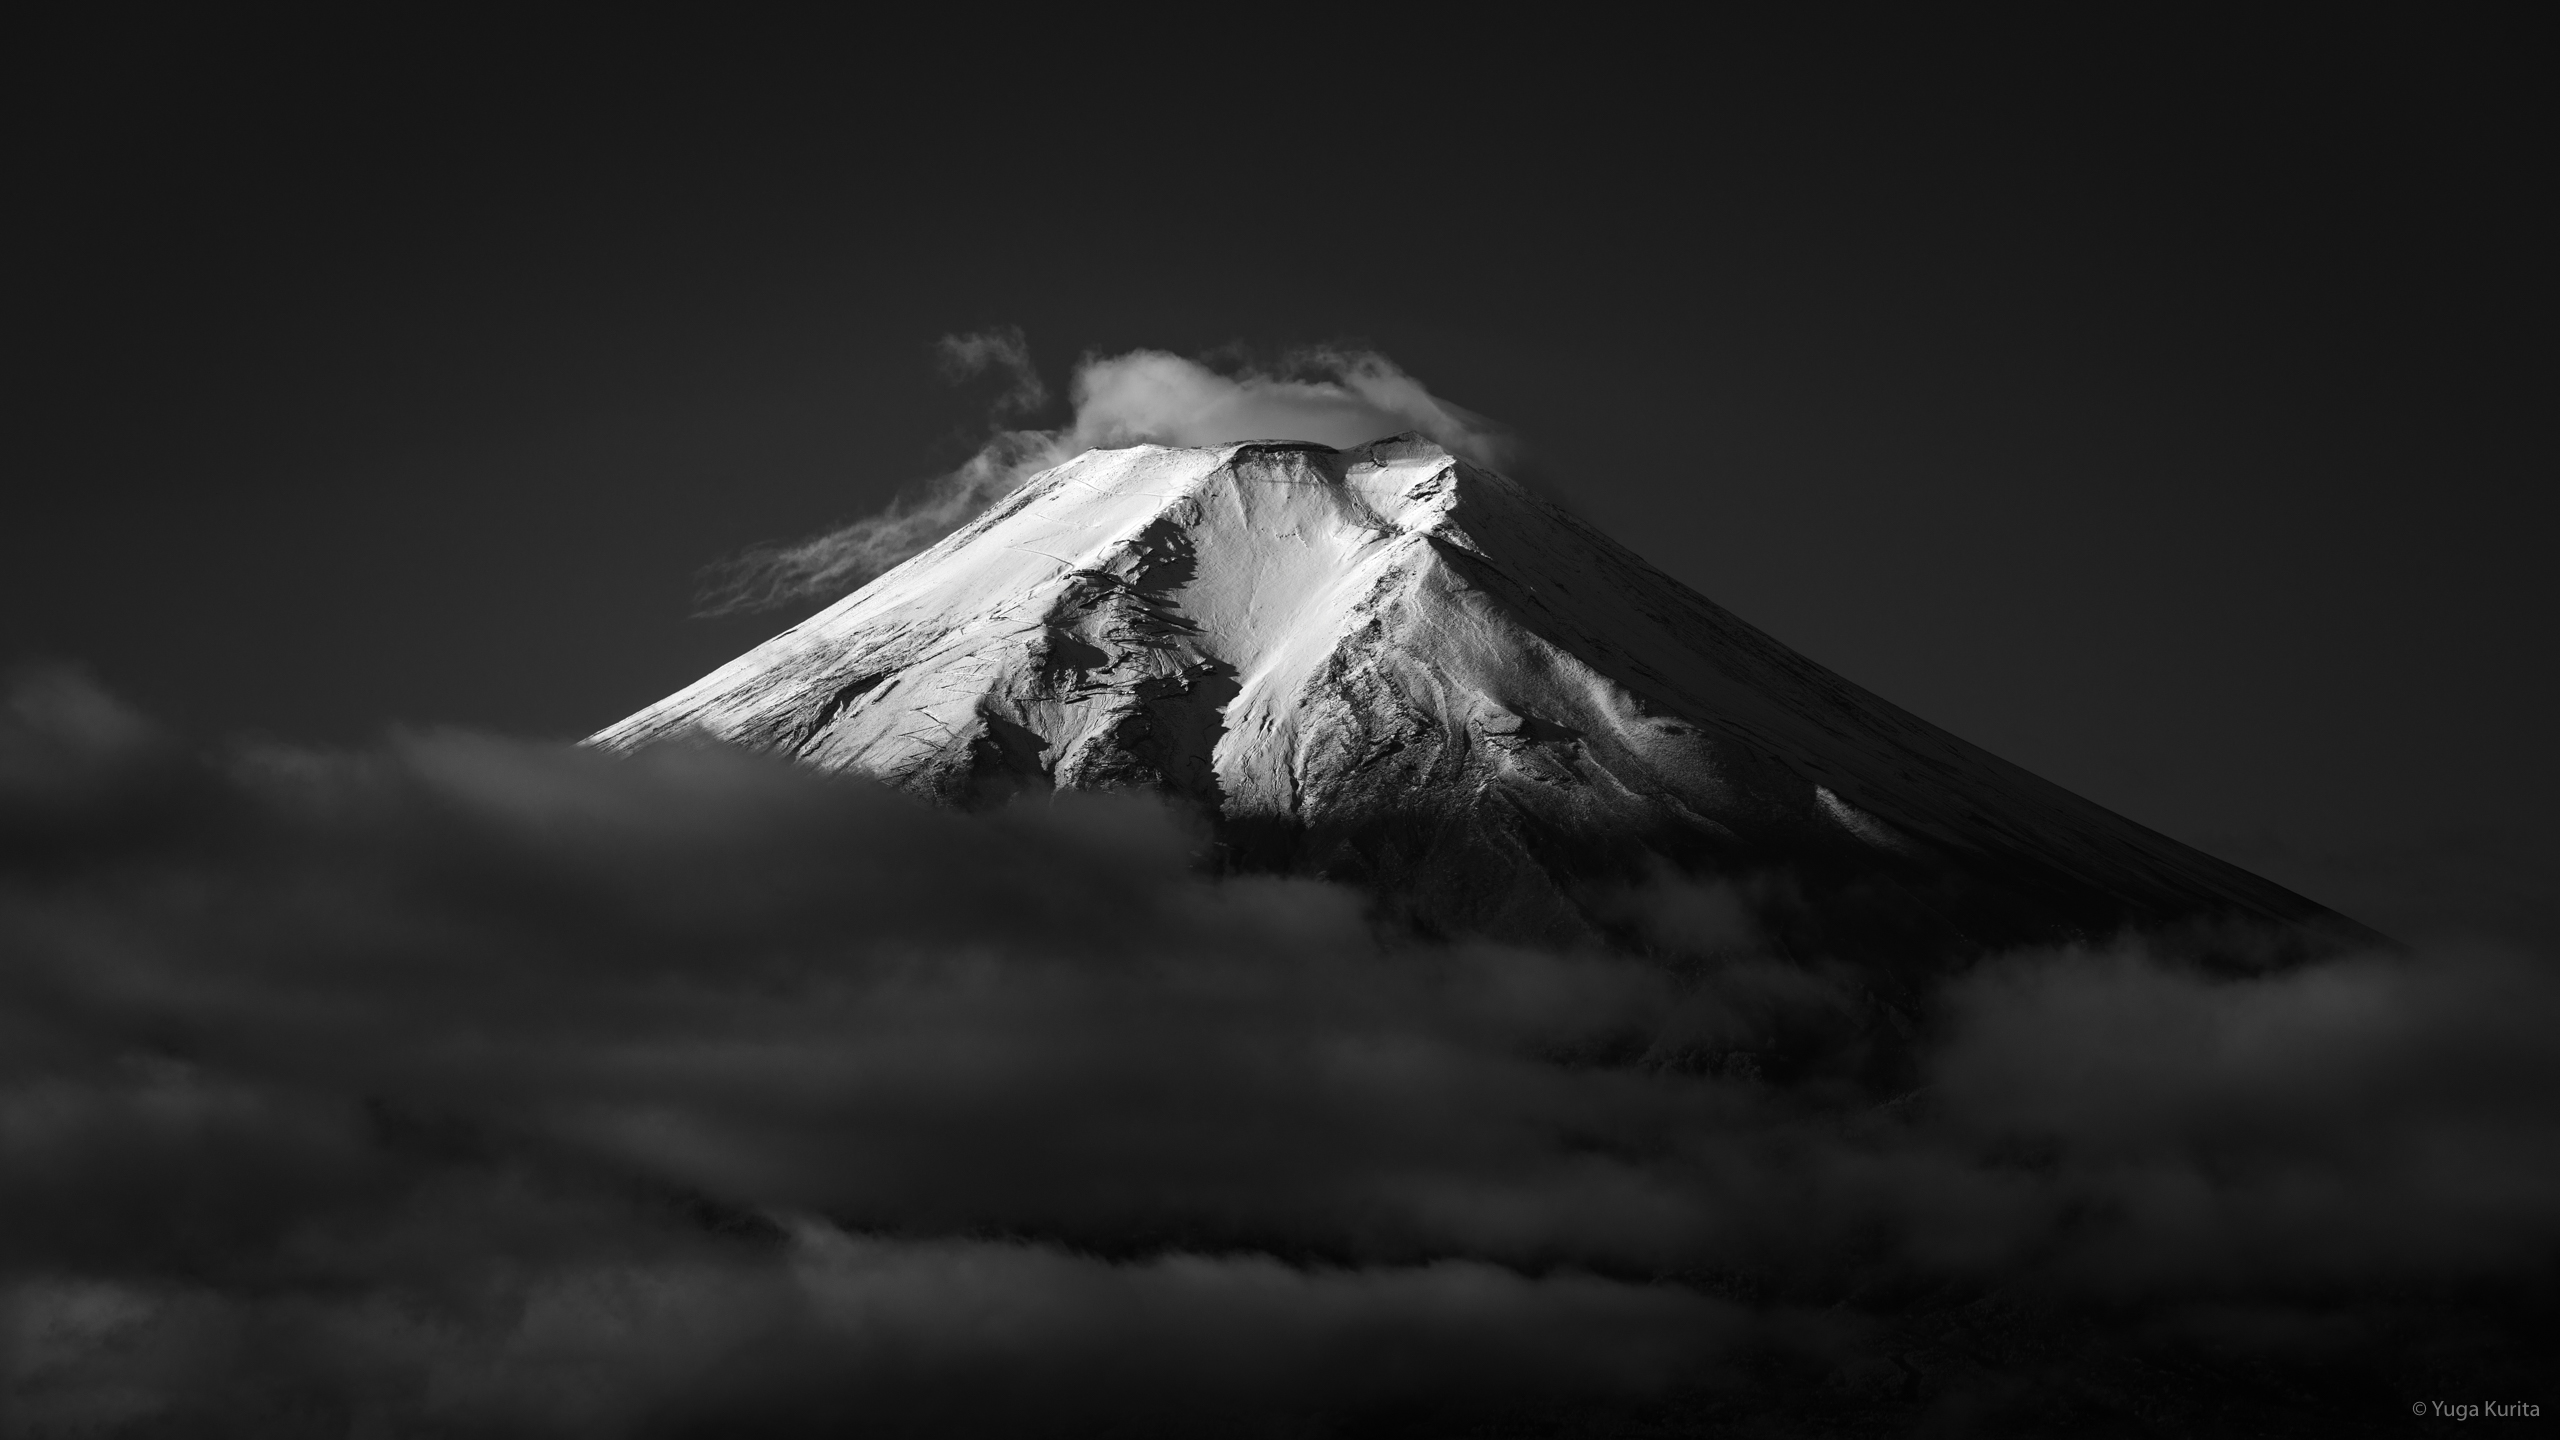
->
[1,668,2553,1435]
[696,338,1512,614]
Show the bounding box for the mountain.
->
[593,435,2363,969]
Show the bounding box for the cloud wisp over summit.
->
[0,669,2552,1434]
[695,337,1513,616]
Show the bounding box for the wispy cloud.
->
[1062,346,1511,463]
[692,429,1059,617]
[934,324,1046,420]
[695,336,1512,616]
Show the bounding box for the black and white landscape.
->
[9,16,2552,1438]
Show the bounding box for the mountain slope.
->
[594,435,2359,961]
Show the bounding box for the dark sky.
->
[11,15,2551,935]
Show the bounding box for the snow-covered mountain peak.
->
[595,435,2359,958]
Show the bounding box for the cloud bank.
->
[1,668,2553,1434]
[696,336,1514,615]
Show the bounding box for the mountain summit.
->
[596,435,2356,962]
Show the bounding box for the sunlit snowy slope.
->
[595,436,2358,958]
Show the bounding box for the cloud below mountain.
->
[1,668,2552,1434]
